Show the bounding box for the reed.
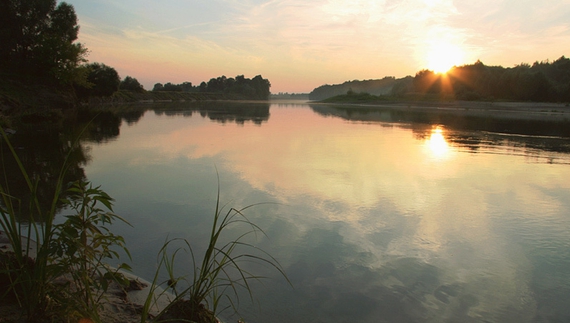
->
[141,177,290,323]
[0,128,131,322]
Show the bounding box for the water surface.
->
[68,101,570,322]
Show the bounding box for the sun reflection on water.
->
[427,126,450,159]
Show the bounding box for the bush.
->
[0,128,131,322]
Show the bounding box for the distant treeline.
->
[270,92,309,100]
[309,77,398,100]
[412,57,570,102]
[311,56,570,103]
[152,75,271,100]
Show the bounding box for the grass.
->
[1,127,290,322]
[141,176,291,323]
[0,128,131,322]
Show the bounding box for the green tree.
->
[0,0,86,84]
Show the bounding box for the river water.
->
[16,100,570,322]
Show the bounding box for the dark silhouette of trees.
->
[119,76,145,92]
[76,63,120,97]
[152,83,164,91]
[309,77,398,100]
[163,82,182,92]
[180,81,193,92]
[152,81,195,92]
[0,0,87,85]
[153,75,271,99]
[411,57,570,102]
[199,75,270,100]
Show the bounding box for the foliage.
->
[152,81,194,92]
[119,76,145,93]
[77,63,121,98]
[201,75,271,100]
[309,77,398,100]
[0,128,131,322]
[0,0,87,85]
[152,75,271,100]
[51,180,132,320]
[412,56,570,102]
[141,181,290,323]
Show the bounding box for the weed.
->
[50,180,132,321]
[141,178,290,323]
[0,128,131,322]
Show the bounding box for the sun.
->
[426,41,464,74]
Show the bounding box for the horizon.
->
[70,0,570,93]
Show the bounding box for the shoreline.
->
[310,99,570,122]
[0,231,174,323]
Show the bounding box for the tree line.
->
[1,0,271,108]
[310,58,570,103]
[152,75,271,100]
[309,77,398,101]
[411,57,570,102]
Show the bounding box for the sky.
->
[70,0,570,93]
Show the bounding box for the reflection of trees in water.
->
[1,126,87,221]
[152,101,270,125]
[0,107,137,221]
[1,102,272,221]
[74,106,150,142]
[311,105,570,158]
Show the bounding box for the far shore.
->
[309,99,570,121]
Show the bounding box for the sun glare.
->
[426,41,464,74]
[427,126,449,158]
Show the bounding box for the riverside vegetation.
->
[0,128,290,322]
[310,57,570,103]
[0,0,271,126]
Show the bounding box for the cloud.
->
[72,0,570,92]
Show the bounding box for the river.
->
[9,100,570,322]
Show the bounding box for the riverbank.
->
[0,77,266,128]
[84,90,259,106]
[0,231,174,322]
[314,99,570,121]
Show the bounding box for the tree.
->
[77,63,120,97]
[152,83,164,91]
[163,82,182,91]
[180,81,193,92]
[251,75,271,99]
[0,0,87,84]
[119,76,145,92]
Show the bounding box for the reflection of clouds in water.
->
[246,184,533,321]
[91,105,570,322]
[252,216,538,322]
